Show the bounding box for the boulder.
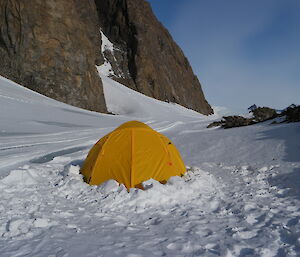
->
[283,105,300,122]
[252,107,277,122]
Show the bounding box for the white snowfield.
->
[0,73,300,257]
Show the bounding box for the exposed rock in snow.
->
[252,107,278,122]
[282,105,300,123]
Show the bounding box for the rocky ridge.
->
[207,105,300,129]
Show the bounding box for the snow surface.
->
[0,72,300,257]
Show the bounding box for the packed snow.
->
[0,73,300,257]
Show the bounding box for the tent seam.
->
[156,133,173,167]
[89,133,112,184]
[131,128,134,188]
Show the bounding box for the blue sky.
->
[147,0,300,113]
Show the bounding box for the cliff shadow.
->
[269,168,300,199]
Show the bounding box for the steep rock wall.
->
[0,0,107,112]
[95,0,213,115]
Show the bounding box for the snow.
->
[0,73,300,257]
[98,30,126,78]
[98,70,205,122]
[101,30,115,53]
[98,30,115,76]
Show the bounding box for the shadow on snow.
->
[257,123,300,199]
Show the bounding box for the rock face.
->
[0,0,213,115]
[95,0,213,115]
[0,0,107,112]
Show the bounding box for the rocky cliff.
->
[96,0,213,115]
[0,0,106,112]
[0,0,213,115]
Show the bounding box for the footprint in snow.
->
[4,218,33,237]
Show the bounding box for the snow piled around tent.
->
[0,59,300,256]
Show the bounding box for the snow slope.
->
[0,74,300,257]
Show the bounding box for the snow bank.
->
[98,72,213,123]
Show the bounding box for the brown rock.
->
[207,121,223,128]
[282,105,300,122]
[0,0,107,112]
[95,0,213,115]
[252,107,277,122]
[222,116,254,129]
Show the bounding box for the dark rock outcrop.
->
[207,106,282,129]
[95,0,213,115]
[0,0,107,112]
[252,107,277,122]
[282,105,300,122]
[207,116,254,129]
[222,116,254,129]
[207,105,300,129]
[207,121,223,128]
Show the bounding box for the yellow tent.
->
[81,121,186,189]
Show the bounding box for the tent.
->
[80,121,186,189]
